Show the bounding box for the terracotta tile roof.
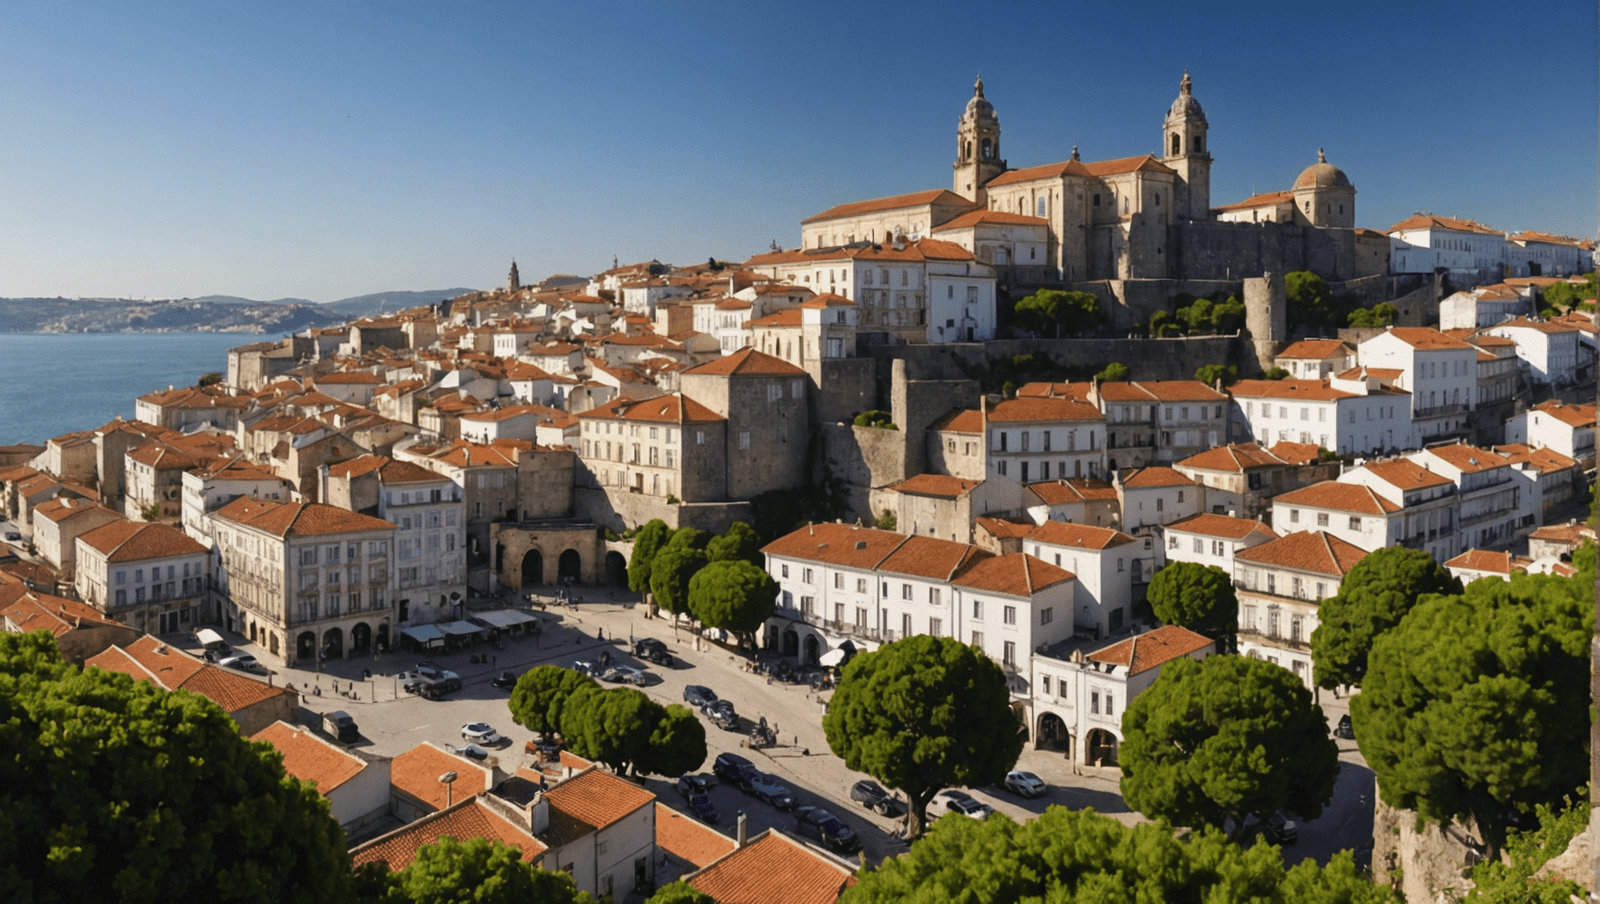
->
[1357,459,1454,491]
[1213,189,1294,212]
[578,394,725,425]
[655,802,735,868]
[1276,339,1351,359]
[748,309,802,328]
[745,238,977,266]
[1017,381,1093,400]
[136,386,251,409]
[1528,522,1596,544]
[683,347,806,376]
[1491,444,1578,473]
[987,397,1103,423]
[929,408,983,434]
[391,743,494,812]
[1387,214,1502,236]
[1229,378,1356,402]
[1175,443,1288,473]
[213,498,395,537]
[1119,466,1194,489]
[1417,444,1511,474]
[687,830,856,904]
[1276,481,1399,515]
[1024,521,1136,550]
[975,516,1033,539]
[1444,549,1531,575]
[951,552,1073,595]
[931,210,1050,231]
[315,371,384,385]
[351,798,546,872]
[1026,478,1118,505]
[886,474,980,499]
[86,635,289,713]
[544,767,656,831]
[1234,530,1369,577]
[877,535,989,582]
[251,721,368,794]
[800,188,975,224]
[76,521,207,561]
[986,159,1094,186]
[1382,327,1475,351]
[329,454,452,485]
[0,588,123,636]
[1529,400,1597,428]
[798,292,854,309]
[1162,513,1278,541]
[762,523,909,570]
[421,439,531,468]
[1269,442,1323,466]
[1488,317,1583,335]
[1137,380,1227,402]
[34,496,119,524]
[1088,625,1213,675]
[1507,230,1588,247]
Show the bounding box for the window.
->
[972,630,984,648]
[781,565,789,579]
[929,618,943,637]
[115,570,125,585]
[1042,676,1051,695]
[1003,641,1016,665]
[1290,509,1300,524]
[902,583,913,600]
[928,587,941,606]
[972,600,983,620]
[1003,606,1016,625]
[300,548,317,566]
[1316,512,1329,527]
[1349,516,1361,530]
[902,613,913,637]
[1170,536,1180,550]
[1040,607,1053,625]
[1091,691,1100,714]
[803,568,813,583]
[739,432,750,450]
[1105,694,1114,716]
[857,578,867,593]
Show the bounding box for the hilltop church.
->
[797,74,1385,309]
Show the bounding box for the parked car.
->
[683,685,718,709]
[795,807,861,855]
[634,638,673,666]
[601,665,648,686]
[217,654,266,675]
[930,789,994,820]
[450,743,490,762]
[462,722,503,745]
[571,660,603,678]
[323,710,359,743]
[4,531,21,542]
[704,700,740,731]
[1266,810,1299,844]
[404,674,462,699]
[747,773,796,810]
[849,780,901,816]
[1335,714,1355,740]
[1003,770,1048,798]
[677,774,716,797]
[492,670,519,690]
[526,736,564,760]
[713,752,760,789]
[414,663,460,683]
[686,792,718,824]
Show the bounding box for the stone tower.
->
[1161,71,1211,222]
[508,260,520,292]
[1292,149,1356,229]
[953,76,1007,204]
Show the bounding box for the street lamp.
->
[439,771,458,807]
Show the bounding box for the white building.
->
[1159,511,1278,573]
[1481,317,1584,387]
[252,721,391,839]
[1407,444,1524,551]
[75,520,211,635]
[1335,458,1457,562]
[181,458,294,546]
[1505,400,1597,469]
[986,397,1107,483]
[1355,327,1481,444]
[1271,481,1402,554]
[1115,466,1202,538]
[1020,521,1142,639]
[1234,530,1369,690]
[1273,339,1355,380]
[1229,378,1408,456]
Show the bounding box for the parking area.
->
[176,585,1371,868]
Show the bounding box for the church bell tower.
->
[953,76,1007,204]
[1161,71,1212,221]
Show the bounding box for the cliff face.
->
[1370,792,1485,903]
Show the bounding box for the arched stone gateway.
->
[557,549,582,584]
[604,551,628,586]
[1086,727,1120,767]
[1036,712,1070,752]
[351,622,372,653]
[782,628,799,657]
[296,631,316,664]
[268,633,280,656]
[322,627,344,661]
[802,634,820,666]
[522,550,544,587]
[376,623,390,652]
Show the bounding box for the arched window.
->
[1195,136,1203,154]
[1171,133,1180,156]
[981,138,992,159]
[1036,197,1047,218]
[1092,193,1101,207]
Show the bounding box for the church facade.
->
[798,74,1375,304]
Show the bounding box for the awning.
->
[818,648,848,667]
[470,610,539,630]
[400,625,446,645]
[439,620,484,637]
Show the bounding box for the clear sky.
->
[1,0,1594,303]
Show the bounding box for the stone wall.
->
[1169,221,1360,283]
[571,486,749,535]
[867,335,1238,383]
[891,360,980,478]
[816,424,908,524]
[1371,790,1485,904]
[518,449,575,520]
[809,357,878,427]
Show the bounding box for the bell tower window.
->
[1195,135,1204,154]
[981,138,992,159]
[1171,133,1181,156]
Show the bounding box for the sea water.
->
[0,332,261,445]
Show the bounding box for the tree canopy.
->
[0,631,355,904]
[1095,361,1130,382]
[627,519,672,592]
[838,805,1394,904]
[663,527,710,552]
[363,836,596,904]
[507,664,599,735]
[705,521,763,567]
[823,635,1021,837]
[1145,561,1238,651]
[687,558,777,651]
[647,704,709,779]
[1192,363,1237,385]
[1014,289,1106,337]
[646,881,716,904]
[1309,547,1462,690]
[1346,302,1397,328]
[1352,568,1592,856]
[1120,654,1339,839]
[649,544,708,617]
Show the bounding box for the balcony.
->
[1237,626,1310,652]
[1412,402,1468,419]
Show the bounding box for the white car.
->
[217,654,266,675]
[461,723,503,745]
[1003,770,1048,798]
[930,789,995,820]
[601,665,648,686]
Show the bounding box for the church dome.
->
[1166,71,1207,123]
[964,76,997,123]
[1294,149,1353,190]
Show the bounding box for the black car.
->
[529,736,565,760]
[746,772,796,810]
[1265,810,1299,844]
[795,806,861,855]
[684,685,718,709]
[713,752,761,789]
[1334,714,1355,740]
[634,638,673,666]
[850,779,900,816]
[492,670,519,690]
[686,792,718,824]
[704,700,740,731]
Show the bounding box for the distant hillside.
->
[0,287,477,334]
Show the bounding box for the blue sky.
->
[0,0,1594,302]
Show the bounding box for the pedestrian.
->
[597,627,604,641]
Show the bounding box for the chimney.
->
[736,811,748,848]
[527,791,550,834]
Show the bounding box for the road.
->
[188,586,1375,870]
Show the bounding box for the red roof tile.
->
[252,721,368,794]
[761,523,908,571]
[1162,512,1278,541]
[1119,466,1195,489]
[1275,481,1400,515]
[1234,530,1369,577]
[886,474,980,499]
[655,802,735,868]
[688,831,856,904]
[213,498,395,537]
[987,397,1103,423]
[683,347,806,377]
[543,767,656,831]
[801,189,975,224]
[1024,521,1136,550]
[951,552,1073,595]
[1088,625,1213,675]
[351,798,546,872]
[76,520,207,561]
